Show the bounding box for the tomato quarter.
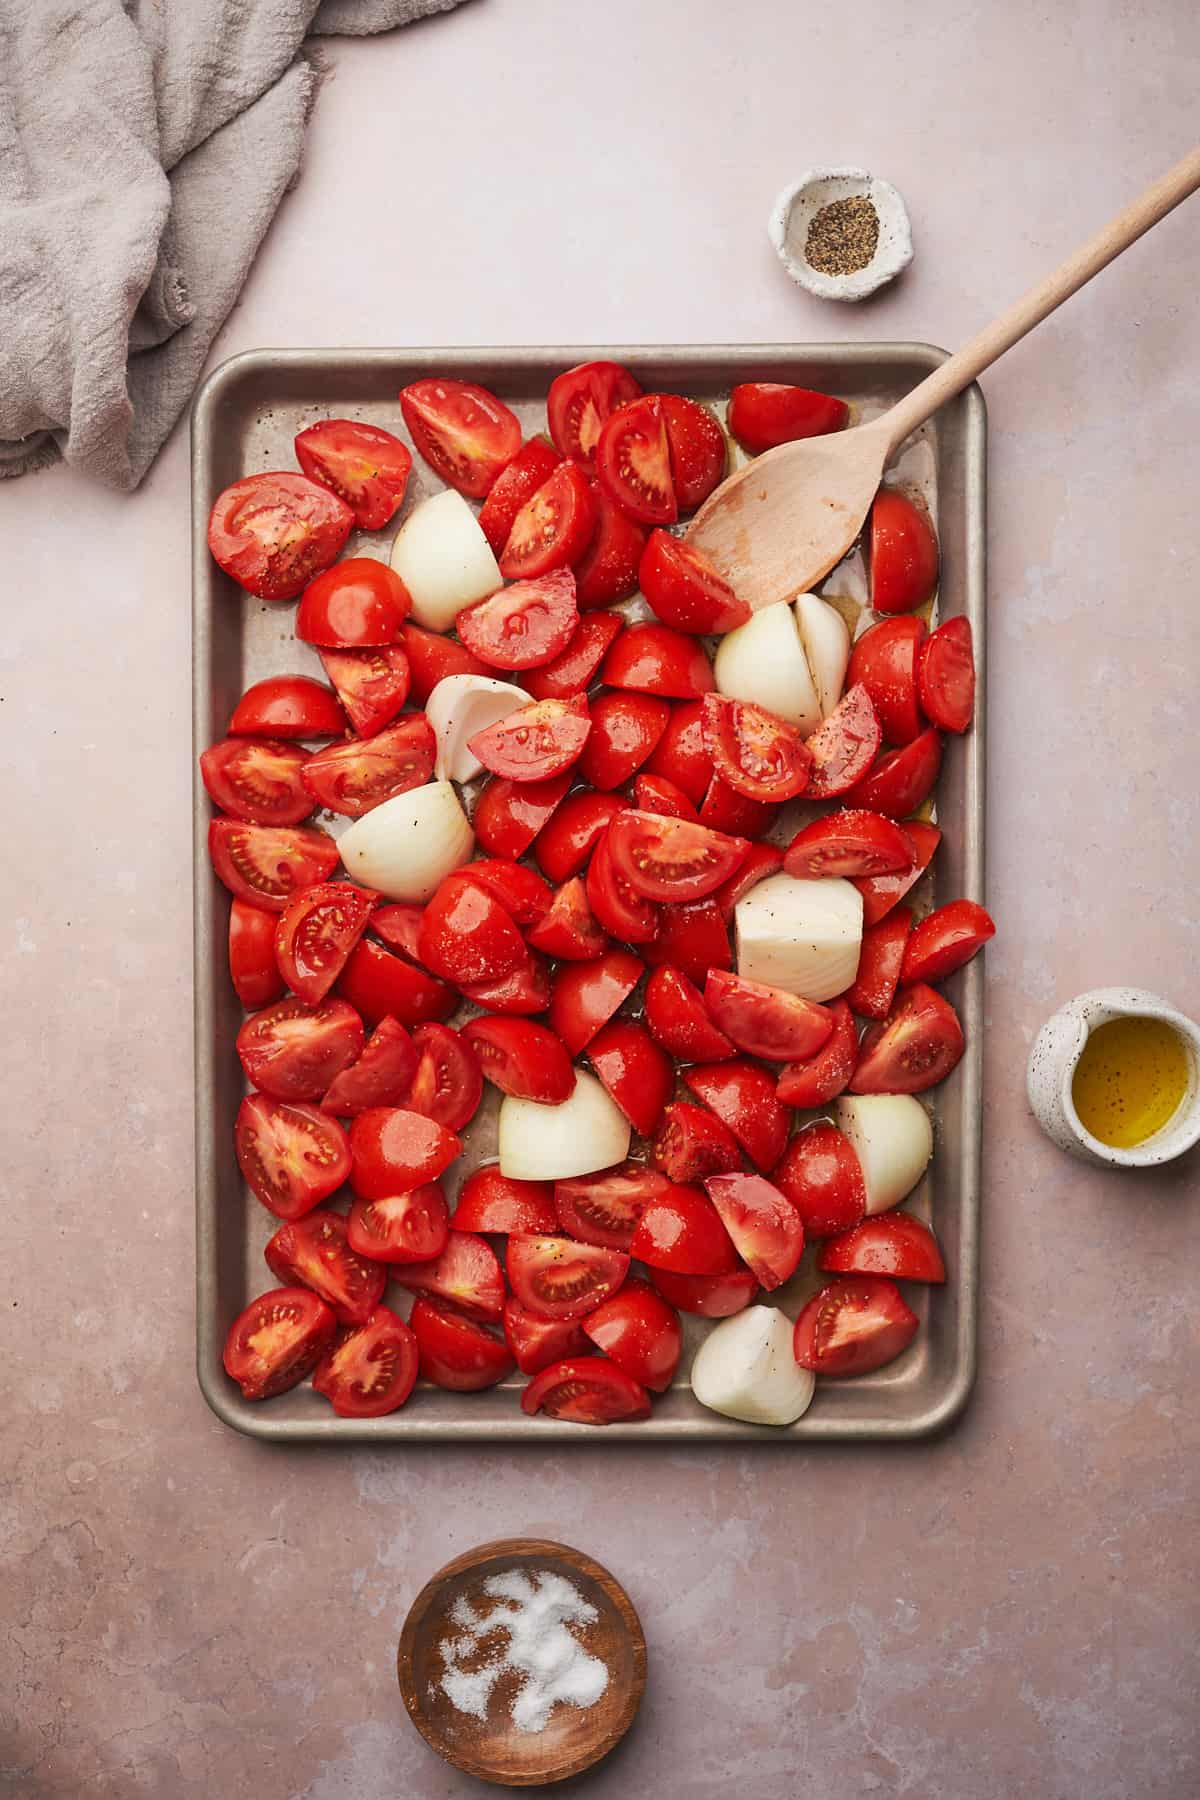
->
[200,737,312,827]
[312,1305,419,1416]
[294,418,412,530]
[547,360,641,465]
[349,1106,462,1198]
[229,899,285,1008]
[784,808,914,880]
[533,789,627,882]
[507,1236,630,1322]
[417,876,528,987]
[644,699,712,802]
[548,947,644,1058]
[607,809,747,902]
[399,378,521,497]
[843,727,942,819]
[901,899,995,986]
[683,1060,789,1172]
[235,1094,351,1219]
[630,1183,738,1275]
[229,675,347,739]
[336,938,455,1028]
[774,1124,866,1238]
[577,692,670,791]
[585,827,660,944]
[643,964,734,1063]
[820,1213,946,1283]
[793,1276,918,1376]
[301,715,435,818]
[469,694,591,782]
[223,1287,336,1399]
[918,616,976,733]
[776,999,859,1108]
[727,382,848,454]
[713,841,783,917]
[520,1357,651,1425]
[320,1016,419,1116]
[850,983,965,1094]
[704,970,834,1062]
[238,997,364,1102]
[474,771,571,860]
[702,693,812,802]
[652,1101,741,1183]
[454,1167,557,1236]
[275,882,374,1004]
[583,1278,682,1392]
[630,772,698,821]
[265,1208,387,1325]
[596,394,676,524]
[639,530,748,634]
[460,952,553,1017]
[845,907,912,1020]
[410,1296,514,1391]
[847,616,926,745]
[642,894,732,986]
[503,1298,589,1375]
[394,1229,505,1320]
[659,394,727,511]
[574,482,647,609]
[208,472,352,599]
[404,1022,484,1131]
[209,818,339,912]
[554,1162,669,1253]
[296,557,410,647]
[523,610,623,702]
[462,1016,574,1104]
[853,820,941,927]
[601,622,715,700]
[347,1182,450,1265]
[586,1019,673,1138]
[649,1265,758,1318]
[703,1172,804,1290]
[399,623,486,707]
[499,462,596,579]
[526,876,607,960]
[457,568,579,670]
[869,488,939,615]
[803,684,883,800]
[478,437,563,554]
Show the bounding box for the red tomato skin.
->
[784,808,914,881]
[457,568,579,671]
[630,1184,739,1276]
[918,616,976,733]
[460,952,552,1017]
[503,1298,590,1376]
[523,611,623,701]
[847,616,927,745]
[404,1022,484,1131]
[312,1305,419,1417]
[703,1171,805,1290]
[850,983,965,1095]
[585,829,660,945]
[336,939,456,1029]
[698,774,777,841]
[417,878,527,987]
[845,907,913,1021]
[295,557,409,648]
[776,999,859,1108]
[208,472,353,600]
[804,685,884,800]
[533,790,627,882]
[650,1264,759,1318]
[638,531,748,634]
[235,1094,352,1219]
[547,361,642,465]
[370,906,426,962]
[600,622,715,700]
[499,462,597,580]
[461,1017,574,1104]
[229,675,347,740]
[394,1230,506,1321]
[651,1102,741,1184]
[229,899,286,1008]
[520,1357,652,1424]
[583,1278,682,1392]
[643,964,734,1064]
[348,1107,462,1199]
[607,810,748,904]
[525,876,607,961]
[843,728,943,819]
[900,899,996,986]
[586,1019,673,1138]
[703,970,835,1062]
[318,645,412,739]
[642,895,732,986]
[793,1276,919,1377]
[409,1296,515,1391]
[506,1236,631,1323]
[200,737,313,827]
[683,1060,789,1172]
[644,699,712,804]
[478,438,563,554]
[553,1163,669,1253]
[727,383,848,453]
[713,841,783,917]
[631,772,698,821]
[774,1124,867,1237]
[275,882,375,1004]
[237,997,364,1102]
[320,1017,420,1117]
[853,821,942,927]
[347,1183,450,1266]
[265,1208,387,1326]
[595,394,676,525]
[820,1212,946,1283]
[548,949,644,1058]
[702,694,812,803]
[574,484,648,609]
[294,419,412,530]
[455,860,552,927]
[399,378,521,498]
[474,772,571,860]
[658,394,727,512]
[399,622,487,706]
[870,488,939,615]
[454,1167,558,1236]
[223,1287,337,1399]
[577,691,671,790]
[469,695,591,783]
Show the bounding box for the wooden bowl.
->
[397,1537,646,1787]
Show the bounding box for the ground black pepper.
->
[805,195,880,276]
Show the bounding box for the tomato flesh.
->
[703,1172,804,1290]
[500,462,597,579]
[321,1017,419,1116]
[585,828,660,945]
[459,952,553,1017]
[784,809,914,880]
[208,472,352,600]
[548,948,644,1058]
[457,568,579,670]
[209,819,339,913]
[658,394,727,512]
[845,907,912,1021]
[295,557,410,648]
[774,1124,867,1238]
[294,419,412,530]
[224,1287,336,1399]
[847,616,926,746]
[403,1022,484,1131]
[469,695,591,783]
[704,970,834,1062]
[642,894,732,986]
[574,482,647,609]
[235,1094,351,1219]
[776,999,859,1108]
[478,438,563,555]
[547,360,641,465]
[462,1016,574,1104]
[793,1276,918,1376]
[607,809,747,903]
[265,1208,387,1325]
[318,645,412,739]
[503,1298,590,1376]
[583,1278,682,1392]
[727,382,848,454]
[843,727,943,819]
[394,1229,506,1322]
[237,996,364,1102]
[901,899,995,986]
[596,394,676,524]
[301,715,435,818]
[820,1213,946,1283]
[683,1060,789,1172]
[554,1162,669,1253]
[399,378,521,498]
[643,964,734,1063]
[853,820,942,927]
[521,1357,651,1424]
[526,876,607,961]
[507,1235,630,1323]
[200,737,312,827]
[850,983,965,1094]
[347,1182,450,1265]
[703,693,811,802]
[869,488,939,615]
[586,1019,673,1138]
[639,531,748,634]
[523,610,623,702]
[274,882,375,1004]
[336,938,455,1029]
[474,772,571,860]
[348,1106,462,1198]
[804,685,883,800]
[919,615,975,733]
[312,1305,419,1416]
[652,1101,741,1183]
[410,1296,514,1391]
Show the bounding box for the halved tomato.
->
[574,483,647,609]
[237,997,364,1101]
[229,899,285,1008]
[784,809,914,880]
[348,1106,462,1198]
[336,938,455,1028]
[503,1299,589,1376]
[846,616,926,746]
[347,1182,450,1265]
[301,716,435,818]
[643,965,733,1063]
[507,1236,630,1322]
[526,877,607,960]
[318,645,411,738]
[804,685,883,800]
[649,1264,758,1318]
[608,809,747,903]
[265,1208,386,1325]
[394,1229,506,1320]
[209,819,340,912]
[459,952,553,1016]
[596,394,676,524]
[410,1295,514,1391]
[312,1305,419,1416]
[850,983,965,1094]
[478,437,562,554]
[235,1094,351,1219]
[843,728,942,818]
[294,419,412,530]
[659,394,727,511]
[454,1167,557,1236]
[652,1101,740,1183]
[630,1183,738,1275]
[776,999,859,1107]
[457,568,579,670]
[918,616,975,734]
[697,774,777,840]
[644,699,711,802]
[703,971,834,1062]
[820,1213,946,1283]
[533,790,627,882]
[600,622,715,700]
[462,1017,574,1104]
[469,695,591,782]
[369,903,425,963]
[793,1276,918,1376]
[399,622,487,707]
[702,694,811,803]
[583,1277,681,1392]
[869,489,939,615]
[727,382,848,454]
[200,737,312,827]
[853,820,942,927]
[523,611,624,702]
[321,1017,419,1116]
[547,360,642,465]
[641,894,732,986]
[774,1124,866,1237]
[474,771,571,860]
[275,882,375,1004]
[521,1357,651,1424]
[901,899,995,986]
[585,828,659,945]
[417,876,528,986]
[844,907,912,1020]
[500,463,597,579]
[586,1020,673,1138]
[630,772,698,821]
[457,858,552,927]
[229,675,347,739]
[554,1162,669,1253]
[577,692,670,791]
[713,841,783,917]
[704,1172,804,1290]
[399,378,520,497]
[683,1061,789,1172]
[296,557,409,648]
[638,531,748,634]
[548,948,644,1058]
[223,1287,336,1399]
[207,472,352,599]
[405,1022,484,1131]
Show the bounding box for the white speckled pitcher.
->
[1027,987,1200,1168]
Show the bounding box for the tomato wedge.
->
[547,360,641,465]
[348,1107,462,1198]
[399,623,487,707]
[596,394,676,524]
[645,698,712,802]
[457,569,578,672]
[499,462,597,579]
[702,693,812,802]
[229,899,285,1008]
[586,1019,673,1138]
[506,1236,630,1322]
[853,819,941,927]
[274,882,375,1004]
[583,1278,682,1392]
[301,715,435,818]
[638,531,748,634]
[474,772,571,860]
[600,622,715,700]
[843,728,942,819]
[630,772,698,821]
[460,952,552,1016]
[394,1230,506,1320]
[918,616,976,733]
[574,482,647,609]
[847,616,926,746]
[369,904,426,963]
[641,894,732,986]
[207,472,352,599]
[776,998,859,1107]
[336,938,455,1028]
[803,685,883,800]
[683,1061,789,1172]
[410,1296,514,1391]
[469,694,591,782]
[294,419,412,530]
[901,899,995,985]
[845,907,912,1020]
[320,1017,419,1116]
[417,875,527,987]
[526,876,607,960]
[554,1162,669,1253]
[405,1022,484,1131]
[503,1298,590,1376]
[237,997,364,1101]
[704,1172,804,1290]
[548,947,644,1058]
[521,1357,651,1424]
[347,1182,450,1265]
[478,438,562,554]
[523,610,624,702]
[869,489,939,615]
[460,859,552,932]
[296,557,409,648]
[727,382,848,453]
[585,827,659,945]
[607,809,747,903]
[235,1094,351,1219]
[784,809,914,880]
[208,818,339,912]
[229,675,347,739]
[454,1167,557,1236]
[532,789,627,882]
[630,1183,738,1275]
[312,1305,419,1416]
[578,692,670,791]
[713,841,783,917]
[652,1101,741,1183]
[774,1124,867,1237]
[462,1017,574,1104]
[399,378,520,498]
[820,1213,946,1283]
[697,773,777,840]
[649,1265,758,1318]
[643,964,734,1063]
[223,1287,336,1399]
[793,1276,918,1376]
[659,394,727,511]
[318,645,411,738]
[850,983,965,1094]
[200,737,312,827]
[265,1208,387,1325]
[704,971,834,1062]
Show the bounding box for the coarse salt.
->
[437,1566,609,1735]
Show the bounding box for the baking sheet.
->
[192,344,986,1442]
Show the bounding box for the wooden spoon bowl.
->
[397,1537,647,1787]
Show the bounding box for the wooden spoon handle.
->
[880,144,1200,453]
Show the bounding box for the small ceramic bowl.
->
[768,166,912,301]
[1026,986,1200,1168]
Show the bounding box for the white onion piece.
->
[338,780,473,902]
[713,602,822,736]
[794,593,850,719]
[497,1071,631,1180]
[735,873,863,1002]
[690,1306,815,1426]
[835,1094,933,1215]
[390,489,501,631]
[425,674,528,783]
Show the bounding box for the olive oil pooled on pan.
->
[1071,1016,1190,1149]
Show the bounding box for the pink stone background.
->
[3,2,1198,1794]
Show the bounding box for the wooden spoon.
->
[688,146,1200,610]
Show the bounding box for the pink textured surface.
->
[3,2,1198,1795]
